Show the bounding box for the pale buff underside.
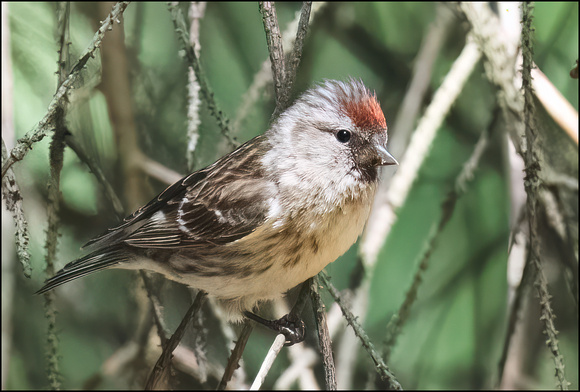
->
[126,184,376,322]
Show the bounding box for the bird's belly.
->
[220,198,371,301]
[154,195,374,320]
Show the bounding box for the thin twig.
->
[186,1,206,170]
[520,3,568,389]
[145,290,208,390]
[250,334,286,390]
[284,2,312,97]
[289,277,311,321]
[1,1,131,179]
[140,271,170,348]
[273,328,319,389]
[259,1,287,116]
[268,290,319,389]
[530,65,578,144]
[1,138,31,277]
[360,34,482,272]
[387,3,456,160]
[64,134,125,220]
[43,3,73,385]
[232,283,312,390]
[0,3,29,323]
[218,322,253,390]
[319,272,402,390]
[56,1,71,84]
[44,106,66,391]
[137,151,183,185]
[340,35,481,389]
[167,2,237,149]
[462,3,572,388]
[232,2,326,133]
[383,126,490,363]
[496,244,533,387]
[310,275,337,390]
[43,291,61,390]
[459,2,524,153]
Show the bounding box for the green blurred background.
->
[3,2,578,390]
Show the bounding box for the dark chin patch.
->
[347,136,382,183]
[356,164,379,183]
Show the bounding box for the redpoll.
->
[37,79,397,343]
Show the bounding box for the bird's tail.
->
[36,246,130,294]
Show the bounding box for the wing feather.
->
[85,135,275,250]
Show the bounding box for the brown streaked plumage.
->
[37,79,398,324]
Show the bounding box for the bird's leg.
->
[244,311,305,346]
[243,280,311,346]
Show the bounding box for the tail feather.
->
[36,247,130,294]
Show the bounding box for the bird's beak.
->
[375,144,398,166]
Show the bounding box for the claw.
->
[244,312,306,346]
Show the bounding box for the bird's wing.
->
[84,135,275,250]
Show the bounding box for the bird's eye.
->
[335,129,351,143]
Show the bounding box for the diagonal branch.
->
[284,2,312,95]
[1,138,31,277]
[1,1,131,179]
[232,2,325,133]
[382,123,491,364]
[360,34,482,272]
[167,2,237,149]
[145,290,207,390]
[310,275,337,390]
[259,1,288,116]
[250,334,286,390]
[217,322,253,390]
[319,272,402,390]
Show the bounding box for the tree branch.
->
[520,3,568,389]
[145,290,207,390]
[284,2,312,95]
[259,1,288,116]
[167,2,237,149]
[319,272,402,390]
[250,334,286,390]
[217,322,253,390]
[310,275,336,390]
[1,1,131,179]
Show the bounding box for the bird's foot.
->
[244,311,305,346]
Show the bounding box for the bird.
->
[37,79,397,342]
